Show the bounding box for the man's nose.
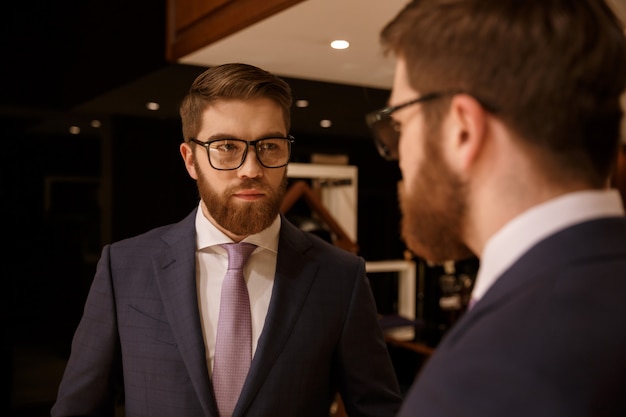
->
[238,145,263,178]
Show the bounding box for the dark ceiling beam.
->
[166,0,305,61]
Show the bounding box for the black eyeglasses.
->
[365,91,498,161]
[190,136,295,170]
[365,92,455,161]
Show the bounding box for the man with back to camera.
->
[51,63,402,417]
[366,0,626,415]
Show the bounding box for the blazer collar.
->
[156,207,218,416]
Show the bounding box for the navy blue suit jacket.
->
[398,217,626,416]
[52,209,402,417]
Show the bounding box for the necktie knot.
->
[221,242,257,271]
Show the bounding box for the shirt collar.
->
[472,189,625,302]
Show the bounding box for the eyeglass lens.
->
[209,138,291,169]
[370,117,400,161]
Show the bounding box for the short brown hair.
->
[179,63,293,142]
[381,0,626,185]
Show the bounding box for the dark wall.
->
[2,0,167,110]
[4,122,102,346]
[109,115,199,241]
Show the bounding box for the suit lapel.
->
[155,208,218,417]
[235,218,318,416]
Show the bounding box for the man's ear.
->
[180,142,199,180]
[445,94,488,174]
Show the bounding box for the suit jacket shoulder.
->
[399,217,626,417]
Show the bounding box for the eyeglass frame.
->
[189,135,295,170]
[365,90,497,161]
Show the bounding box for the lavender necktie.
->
[213,242,256,417]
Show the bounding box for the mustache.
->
[230,179,271,194]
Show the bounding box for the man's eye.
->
[259,142,277,151]
[213,142,240,152]
[390,120,401,132]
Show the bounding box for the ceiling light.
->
[91,120,102,128]
[320,120,332,128]
[295,99,309,108]
[330,40,349,50]
[69,126,80,135]
[146,101,160,111]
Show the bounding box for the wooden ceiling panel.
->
[167,0,305,61]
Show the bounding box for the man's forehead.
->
[390,58,419,106]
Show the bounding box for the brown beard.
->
[195,162,288,236]
[398,126,475,264]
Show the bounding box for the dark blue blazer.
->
[398,217,626,417]
[52,209,402,417]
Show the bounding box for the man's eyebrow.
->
[205,133,241,141]
[204,131,288,141]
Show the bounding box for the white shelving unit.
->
[287,162,358,242]
[365,259,416,321]
[287,162,416,325]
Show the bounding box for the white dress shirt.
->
[194,202,280,375]
[472,189,625,305]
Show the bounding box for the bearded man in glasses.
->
[52,63,402,417]
[367,0,626,416]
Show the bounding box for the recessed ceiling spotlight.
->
[146,101,160,111]
[330,40,350,50]
[295,99,309,108]
[69,125,80,135]
[320,119,332,128]
[91,120,102,128]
